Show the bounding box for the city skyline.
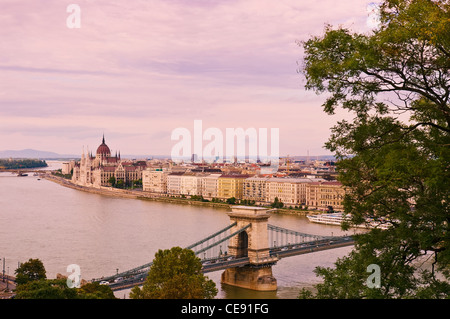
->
[0,0,380,156]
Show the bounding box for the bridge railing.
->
[92,223,354,286]
[91,222,249,283]
[267,224,334,249]
[186,222,237,251]
[270,235,354,259]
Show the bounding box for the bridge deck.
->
[270,237,354,258]
[107,236,354,291]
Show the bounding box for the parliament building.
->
[71,135,147,188]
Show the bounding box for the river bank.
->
[1,171,353,300]
[0,276,16,299]
[42,173,313,216]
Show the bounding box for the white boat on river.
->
[307,212,392,230]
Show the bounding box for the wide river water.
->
[0,161,355,299]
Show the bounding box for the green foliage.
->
[15,279,79,299]
[52,169,72,179]
[15,258,47,285]
[115,179,124,188]
[226,197,237,204]
[77,282,116,299]
[299,230,450,299]
[130,247,217,299]
[108,176,116,186]
[299,0,449,298]
[270,197,284,208]
[15,279,117,299]
[14,259,116,299]
[190,195,209,202]
[0,159,47,169]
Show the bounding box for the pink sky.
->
[0,0,379,157]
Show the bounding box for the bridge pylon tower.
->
[221,206,278,291]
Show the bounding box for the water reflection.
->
[220,283,278,299]
[0,165,355,299]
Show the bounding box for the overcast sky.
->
[0,0,380,157]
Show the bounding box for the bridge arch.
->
[236,231,249,258]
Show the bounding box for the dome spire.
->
[96,133,111,158]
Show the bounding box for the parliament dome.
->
[96,135,111,156]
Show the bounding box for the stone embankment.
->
[44,173,143,199]
[42,173,313,215]
[42,174,231,209]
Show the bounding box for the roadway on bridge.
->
[106,236,354,291]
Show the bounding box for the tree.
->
[241,199,255,206]
[133,179,142,187]
[108,176,116,186]
[15,279,78,299]
[15,279,117,299]
[14,259,116,299]
[226,197,237,205]
[77,282,116,299]
[115,179,124,189]
[190,195,208,202]
[299,0,449,298]
[15,258,47,285]
[271,197,284,209]
[130,247,217,299]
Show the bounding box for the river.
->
[0,161,355,299]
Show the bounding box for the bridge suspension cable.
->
[186,222,236,250]
[193,223,251,256]
[93,221,354,290]
[267,224,331,248]
[93,222,245,282]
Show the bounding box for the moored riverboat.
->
[307,212,392,230]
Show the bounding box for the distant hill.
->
[0,149,336,161]
[0,149,78,159]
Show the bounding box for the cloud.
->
[0,65,120,77]
[0,0,373,155]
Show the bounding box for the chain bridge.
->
[92,206,354,291]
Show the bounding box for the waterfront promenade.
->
[43,173,231,207]
[42,173,312,216]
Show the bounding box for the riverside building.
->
[139,156,347,211]
[305,181,345,211]
[201,173,221,200]
[72,135,147,188]
[142,168,168,194]
[217,174,252,200]
[242,176,270,205]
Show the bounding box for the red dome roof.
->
[96,135,111,156]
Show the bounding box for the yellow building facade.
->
[217,175,250,200]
